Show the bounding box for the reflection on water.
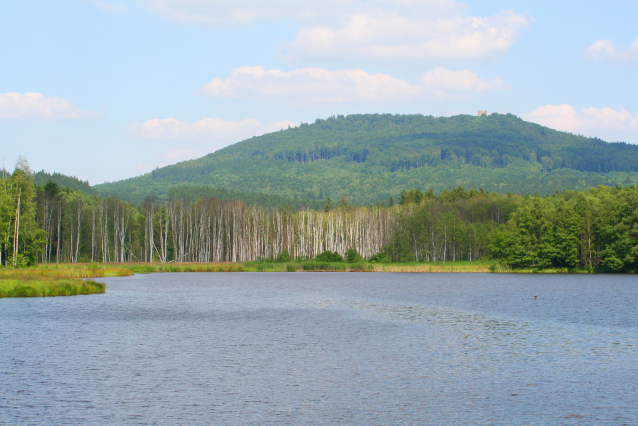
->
[1,272,637,425]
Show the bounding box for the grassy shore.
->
[0,264,132,298]
[239,260,595,273]
[0,260,595,298]
[121,262,247,273]
[243,259,495,272]
[0,279,106,298]
[373,260,493,273]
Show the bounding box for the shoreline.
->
[0,261,612,298]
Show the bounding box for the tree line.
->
[489,185,638,271]
[3,159,638,272]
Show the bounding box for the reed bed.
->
[245,260,374,272]
[301,262,348,272]
[504,267,573,274]
[0,279,105,298]
[244,262,300,272]
[123,263,246,273]
[375,264,491,273]
[0,265,133,280]
[0,264,131,298]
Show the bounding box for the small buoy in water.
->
[534,296,537,300]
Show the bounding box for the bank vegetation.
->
[2,158,638,277]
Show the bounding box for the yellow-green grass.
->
[374,261,593,274]
[124,260,488,273]
[0,264,134,280]
[120,262,246,273]
[370,260,593,273]
[241,259,496,273]
[0,279,105,298]
[0,264,133,298]
[244,260,374,272]
[496,267,591,274]
[373,262,492,273]
[244,260,489,272]
[120,262,595,274]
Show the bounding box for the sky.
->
[1,0,637,184]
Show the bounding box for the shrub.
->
[275,249,292,263]
[345,248,363,263]
[316,250,343,262]
[369,249,392,263]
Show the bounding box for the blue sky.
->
[1,0,637,184]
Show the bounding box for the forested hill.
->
[96,113,638,204]
[33,170,96,195]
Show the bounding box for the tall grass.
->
[375,262,492,273]
[301,262,348,271]
[0,263,134,279]
[245,260,491,272]
[244,260,374,272]
[123,263,246,273]
[244,261,290,272]
[0,263,128,298]
[0,279,105,298]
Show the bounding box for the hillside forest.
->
[97,113,638,204]
[3,159,638,272]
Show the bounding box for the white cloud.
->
[136,0,347,25]
[128,116,297,169]
[420,68,509,99]
[133,148,203,172]
[82,0,128,14]
[584,36,638,63]
[523,104,638,143]
[137,1,528,61]
[137,0,463,25]
[128,116,296,141]
[200,66,507,105]
[0,92,86,120]
[284,9,529,61]
[201,66,420,105]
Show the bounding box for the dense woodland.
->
[33,170,95,195]
[97,113,638,204]
[2,160,638,272]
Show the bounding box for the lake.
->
[1,272,637,425]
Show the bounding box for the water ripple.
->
[1,272,637,425]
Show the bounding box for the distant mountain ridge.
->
[96,113,638,204]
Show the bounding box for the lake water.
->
[1,272,637,425]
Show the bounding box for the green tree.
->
[275,249,292,262]
[324,197,332,212]
[316,250,343,262]
[345,248,363,263]
[1,158,45,266]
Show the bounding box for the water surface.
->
[1,273,637,425]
